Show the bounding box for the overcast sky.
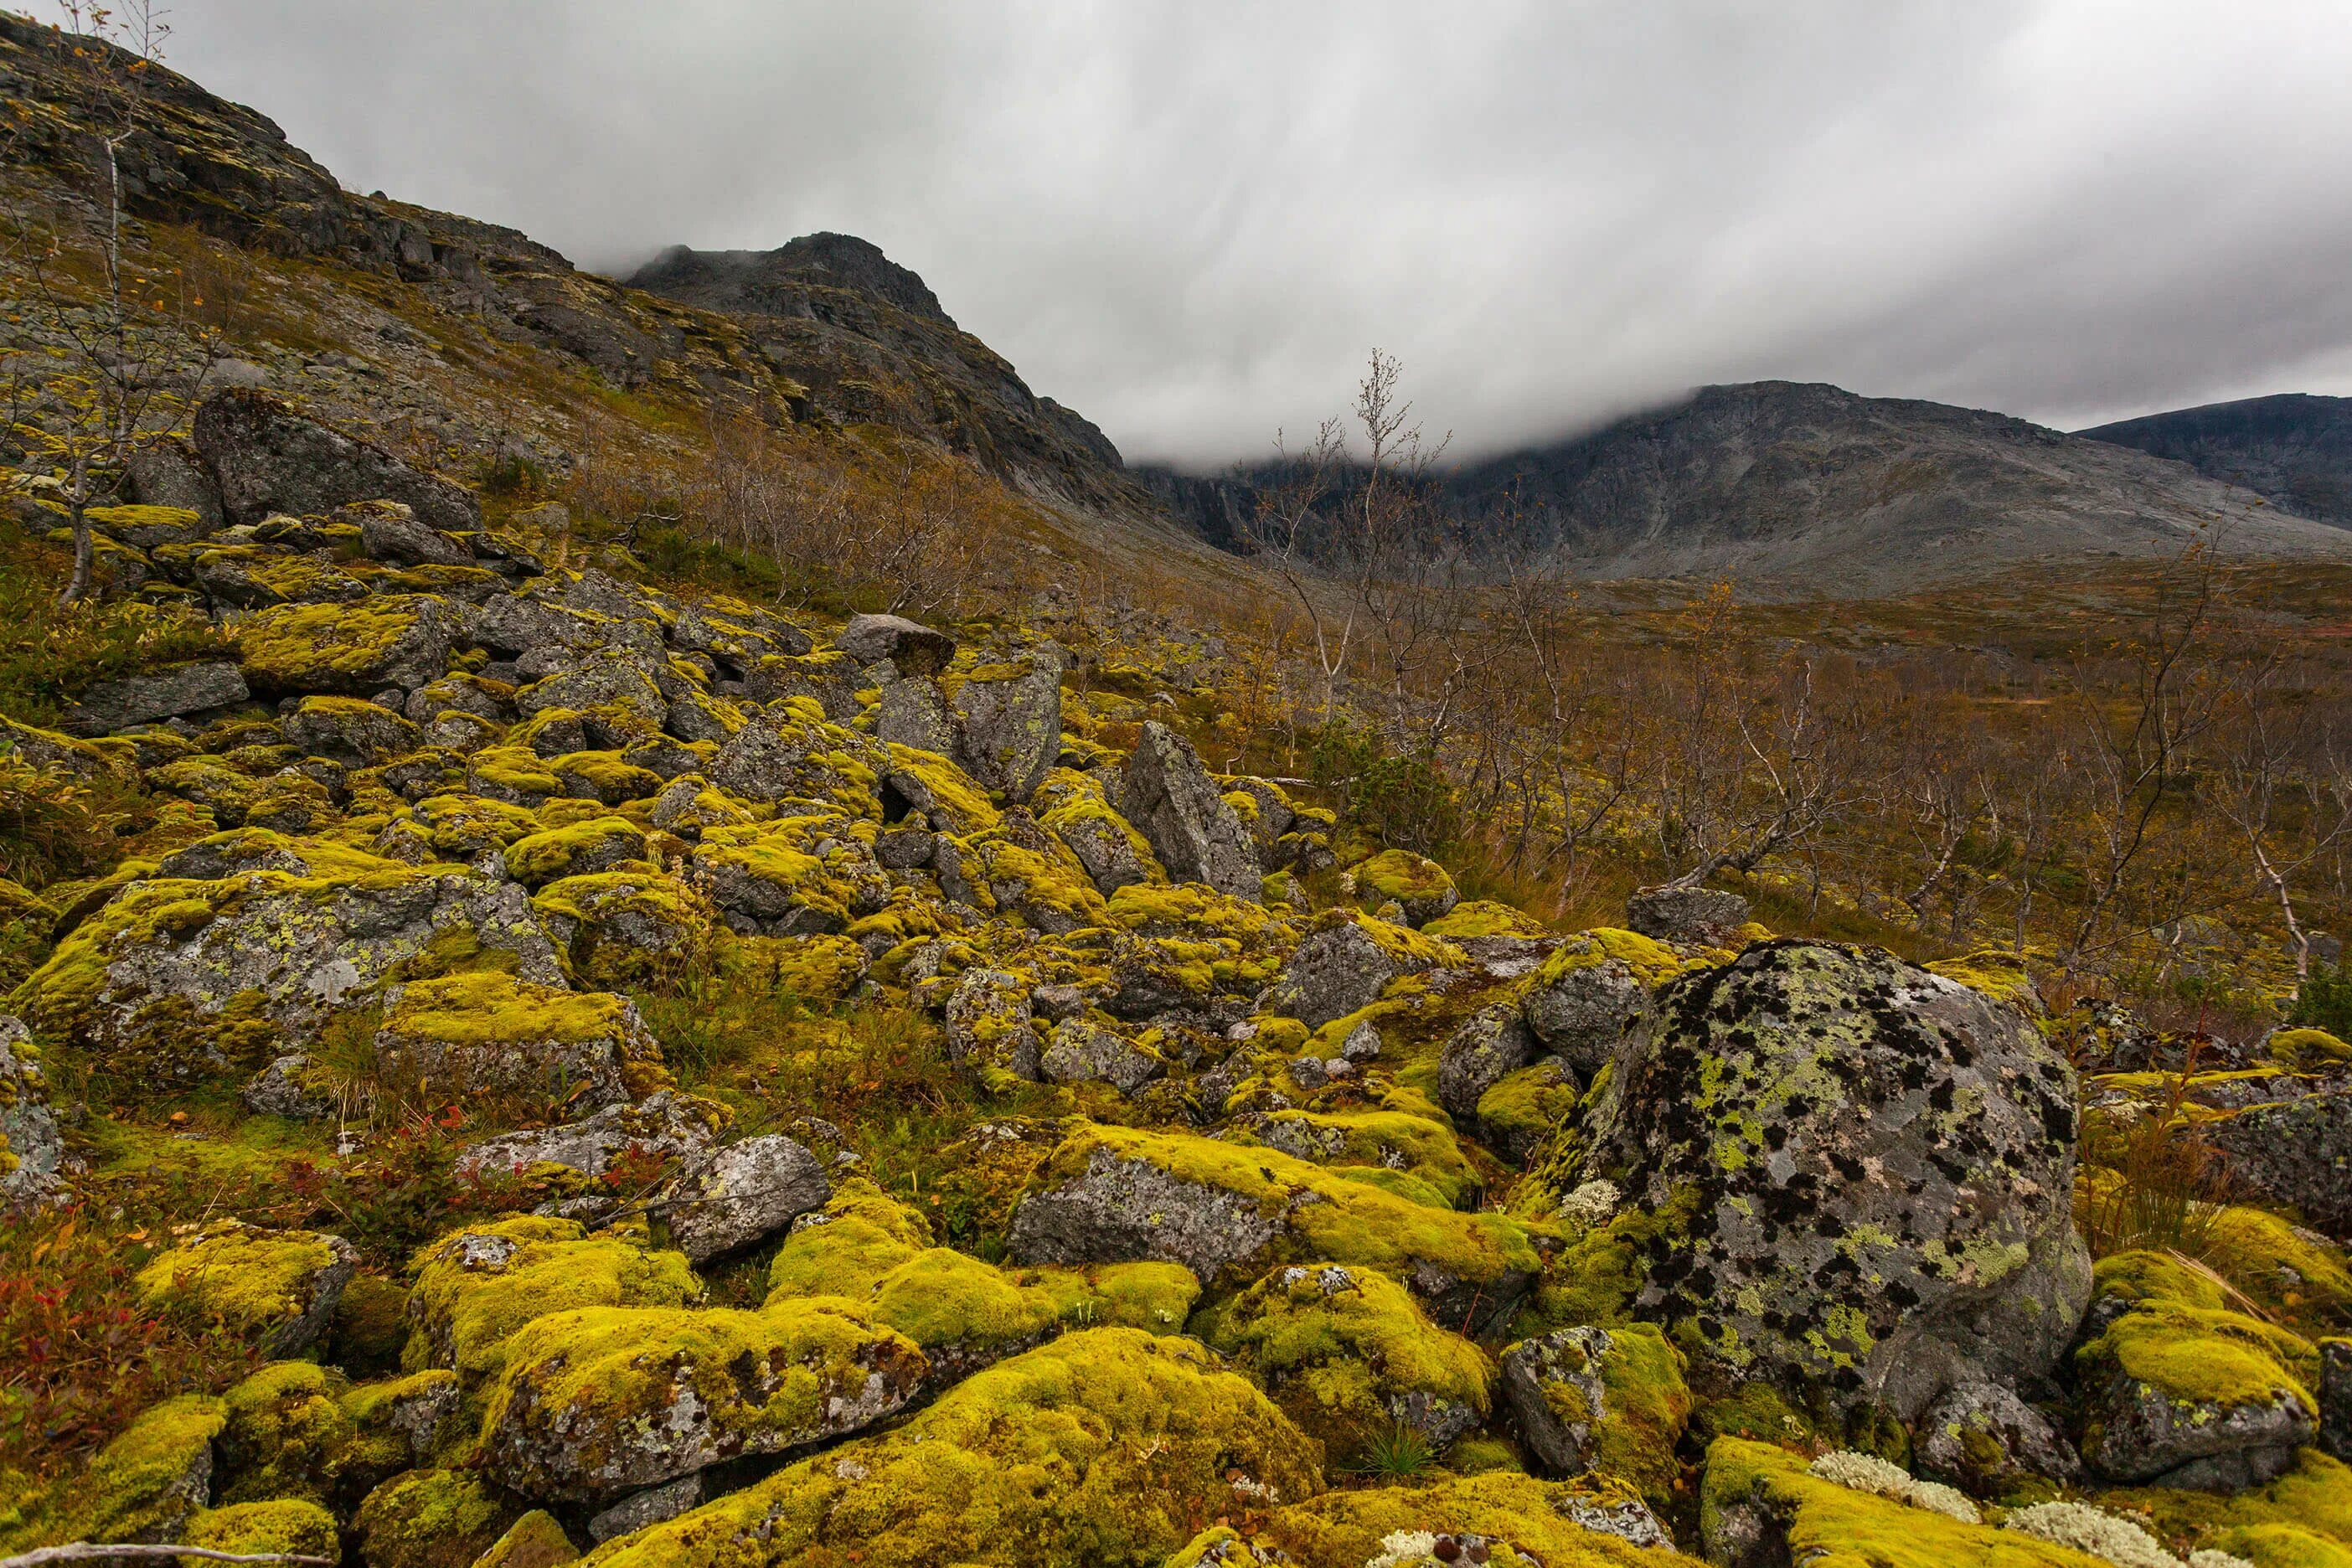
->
[44,1,2352,467]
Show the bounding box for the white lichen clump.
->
[2000,1502,2251,1568]
[1556,1179,1621,1230]
[1807,1449,1982,1524]
[1365,1529,1439,1568]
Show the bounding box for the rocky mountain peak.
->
[628,233,956,328]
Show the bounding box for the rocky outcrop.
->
[59,660,249,735]
[194,389,482,534]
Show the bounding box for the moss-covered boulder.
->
[479,1297,926,1501]
[238,594,467,694]
[1034,766,1162,895]
[1120,720,1261,902]
[0,1394,226,1554]
[183,1497,342,1560]
[284,694,426,766]
[9,864,567,1074]
[579,1328,1321,1568]
[373,972,664,1110]
[135,1219,356,1356]
[1520,928,1684,1073]
[337,1369,464,1492]
[1195,1471,1690,1565]
[1256,911,1463,1030]
[655,1132,831,1262]
[1576,941,2090,1419]
[691,811,890,936]
[2076,1251,2320,1489]
[476,1510,580,1568]
[214,1360,353,1505]
[1497,1324,1691,1499]
[1353,848,1460,927]
[404,1216,701,1385]
[1009,1123,1540,1330]
[1197,1261,1492,1463]
[1217,1107,1481,1210]
[503,817,651,888]
[531,871,717,992]
[355,1468,519,1568]
[708,699,886,818]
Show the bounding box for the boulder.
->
[239,595,467,694]
[1008,1123,1538,1331]
[1497,1323,1691,1495]
[1256,914,1457,1031]
[455,1091,729,1184]
[134,1219,356,1356]
[1519,928,1682,1074]
[1037,1018,1162,1094]
[1624,883,1750,945]
[949,647,1064,802]
[1120,720,1260,901]
[656,1132,832,1263]
[1436,1001,1536,1126]
[353,1468,516,1568]
[372,972,663,1112]
[1577,941,2091,1419]
[1914,1377,2082,1495]
[943,966,1042,1084]
[478,1297,923,1501]
[874,675,959,757]
[281,695,424,766]
[348,499,470,566]
[2322,1338,2350,1462]
[833,611,956,673]
[1196,1261,1490,1464]
[0,1014,66,1210]
[401,1215,699,1385]
[193,387,482,534]
[1351,848,1459,927]
[241,1053,333,1120]
[586,1477,701,1545]
[126,436,225,532]
[59,660,249,735]
[2205,1078,2352,1236]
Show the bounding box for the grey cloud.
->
[56,0,2352,467]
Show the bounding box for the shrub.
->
[2287,962,2352,1041]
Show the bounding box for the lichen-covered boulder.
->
[1199,1471,1686,1567]
[479,1298,926,1501]
[59,658,249,736]
[0,1394,226,1553]
[352,498,470,566]
[337,1369,464,1489]
[2205,1077,2352,1237]
[1497,1323,1691,1498]
[833,611,956,673]
[1256,912,1462,1031]
[1008,1123,1539,1330]
[692,812,890,935]
[1437,1001,1538,1127]
[9,862,569,1075]
[577,1329,1321,1568]
[1217,1108,1481,1210]
[1576,940,2090,1419]
[709,700,886,815]
[1914,1376,2081,1496]
[374,972,663,1111]
[943,965,1042,1085]
[532,871,718,992]
[1700,1438,2078,1568]
[194,388,480,533]
[1353,849,1460,927]
[1519,928,1684,1074]
[1034,766,1163,894]
[656,1133,831,1262]
[404,1216,701,1385]
[947,647,1064,802]
[354,1468,517,1568]
[1198,1261,1492,1463]
[1120,720,1260,901]
[1623,884,1749,945]
[1038,1017,1162,1093]
[2075,1251,2318,1489]
[213,1360,352,1505]
[503,816,650,888]
[282,694,424,766]
[238,594,467,694]
[0,1014,65,1210]
[136,1219,356,1356]
[456,1090,729,1185]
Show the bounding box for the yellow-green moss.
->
[1536,928,1689,992]
[1194,1261,1491,1465]
[2201,1206,2352,1324]
[1247,1470,1698,1567]
[502,815,649,886]
[217,1360,352,1504]
[1224,1108,1482,1210]
[404,1216,700,1384]
[2271,1027,2352,1073]
[1700,1437,2103,1568]
[355,1468,517,1568]
[1426,900,1551,941]
[133,1220,343,1347]
[580,1328,1323,1568]
[183,1498,341,1561]
[236,596,441,694]
[378,970,642,1050]
[1354,848,1457,908]
[474,1509,580,1568]
[1926,949,2041,1010]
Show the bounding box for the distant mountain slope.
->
[2080,393,2352,526]
[1148,381,2352,596]
[626,239,1140,513]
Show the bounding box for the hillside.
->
[2082,392,2352,526]
[3,17,2352,1568]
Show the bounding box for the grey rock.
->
[2081,1359,2315,1489]
[61,660,249,736]
[1436,1002,1536,1125]
[588,1474,704,1543]
[456,1091,727,1183]
[348,498,470,565]
[1555,1496,1671,1550]
[241,1054,333,1120]
[2322,1338,2351,1462]
[2205,1080,2352,1236]
[874,675,958,757]
[1498,1325,1667,1479]
[1916,1378,2082,1494]
[943,967,1041,1082]
[1624,884,1750,944]
[709,705,889,807]
[659,1133,832,1262]
[282,694,422,765]
[1120,721,1259,900]
[374,981,655,1114]
[949,647,1063,802]
[1521,941,1651,1075]
[241,592,467,695]
[833,612,956,673]
[515,648,668,729]
[1037,1019,1161,1094]
[1255,916,1436,1030]
[193,386,481,534]
[874,824,937,869]
[1579,941,2091,1420]
[405,674,513,726]
[1008,1142,1284,1284]
[0,1015,67,1211]
[125,436,224,534]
